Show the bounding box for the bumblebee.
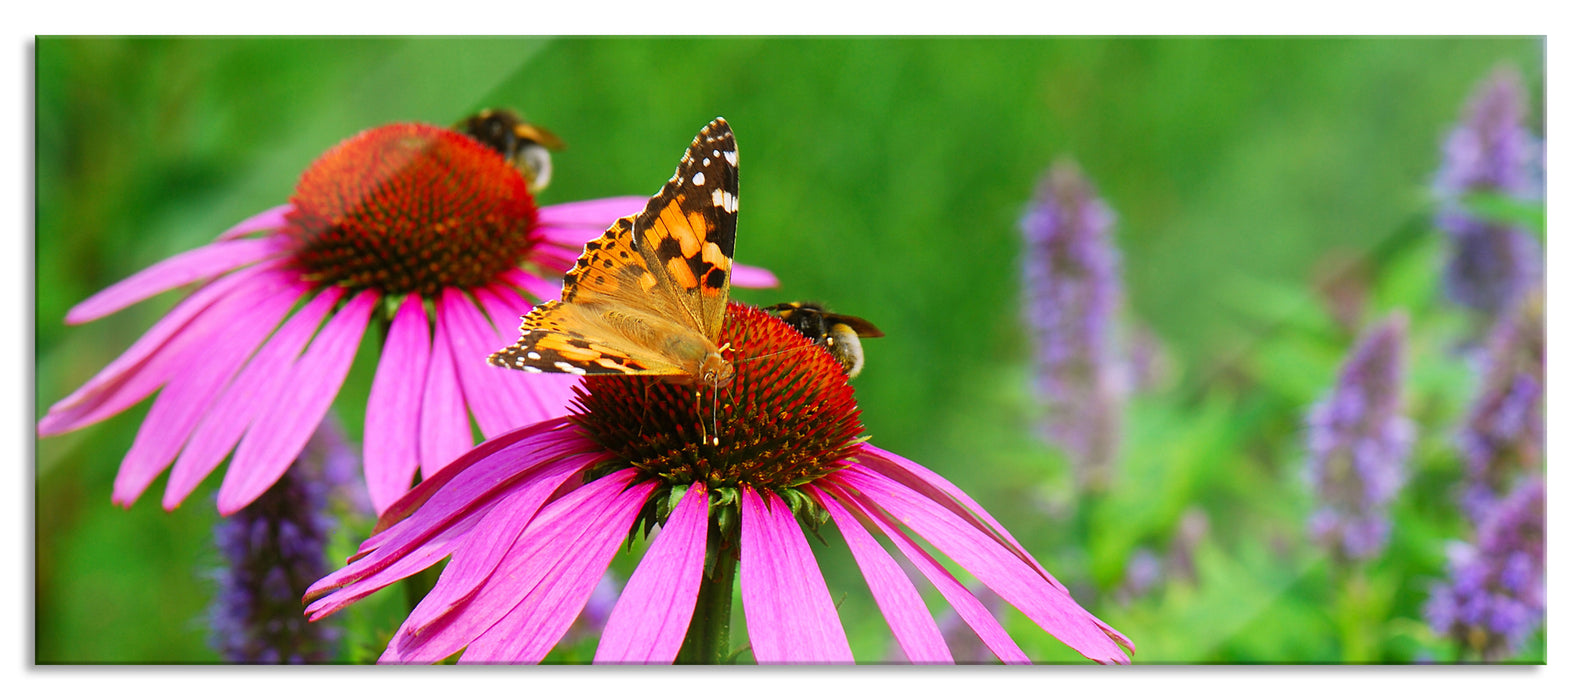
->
[455,108,566,193]
[766,302,884,378]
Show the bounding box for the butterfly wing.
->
[490,224,704,376]
[628,117,737,341]
[489,118,739,378]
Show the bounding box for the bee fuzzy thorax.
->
[456,108,564,193]
[765,302,883,378]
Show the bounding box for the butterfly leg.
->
[638,377,661,438]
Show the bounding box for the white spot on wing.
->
[527,351,541,360]
[711,189,737,212]
[723,150,738,166]
[692,171,706,186]
[554,361,588,376]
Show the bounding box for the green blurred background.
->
[34,37,1544,663]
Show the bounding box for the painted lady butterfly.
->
[765,302,883,378]
[456,108,566,193]
[489,117,739,388]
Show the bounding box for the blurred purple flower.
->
[1434,67,1543,315]
[1461,292,1545,518]
[928,584,1006,664]
[208,419,356,663]
[1020,161,1125,488]
[1114,549,1162,608]
[1424,478,1545,661]
[1434,67,1542,198]
[1305,313,1413,563]
[1167,507,1209,586]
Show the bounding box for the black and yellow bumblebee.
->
[765,302,884,378]
[455,108,566,194]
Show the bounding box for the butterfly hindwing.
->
[489,300,690,376]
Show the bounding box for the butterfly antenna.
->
[733,341,826,367]
[712,380,721,447]
[694,389,708,446]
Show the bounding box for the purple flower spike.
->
[1020,161,1125,488]
[208,420,355,663]
[1305,313,1413,563]
[1434,67,1542,199]
[1434,67,1543,315]
[1461,292,1545,518]
[1424,478,1545,661]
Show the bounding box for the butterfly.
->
[455,108,566,193]
[489,117,738,389]
[765,302,883,378]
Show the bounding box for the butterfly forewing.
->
[629,117,737,341]
[488,118,740,382]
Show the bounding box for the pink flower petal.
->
[306,509,486,622]
[306,422,595,614]
[532,247,580,279]
[418,308,475,479]
[364,293,431,515]
[437,289,508,436]
[810,485,952,664]
[112,280,303,505]
[825,481,1029,664]
[383,469,648,663]
[730,264,778,289]
[832,466,1131,664]
[457,475,655,664]
[216,204,293,241]
[856,445,1070,595]
[536,196,647,230]
[40,263,284,436]
[217,290,377,515]
[864,446,1135,651]
[533,226,610,249]
[156,286,343,509]
[440,287,552,439]
[594,482,709,664]
[474,284,579,422]
[501,267,564,304]
[66,237,288,325]
[366,418,585,538]
[307,451,589,622]
[398,455,587,631]
[739,486,854,664]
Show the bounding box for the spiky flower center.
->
[571,302,866,493]
[282,123,539,297]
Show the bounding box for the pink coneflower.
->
[304,302,1133,664]
[36,117,778,515]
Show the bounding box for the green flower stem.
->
[1335,565,1384,662]
[676,515,739,664]
[403,564,442,611]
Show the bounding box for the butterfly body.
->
[490,118,739,389]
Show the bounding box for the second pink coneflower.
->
[37,115,777,515]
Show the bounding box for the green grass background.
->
[34,36,1544,663]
